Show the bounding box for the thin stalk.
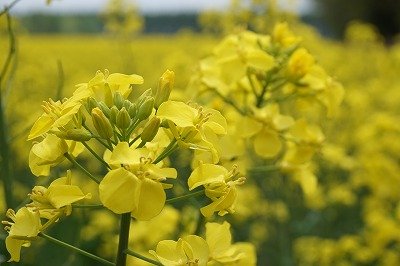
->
[0,0,22,16]
[82,141,111,169]
[166,189,205,204]
[40,233,114,266]
[64,153,100,184]
[248,165,280,173]
[82,122,111,150]
[115,213,131,266]
[124,249,162,266]
[153,140,178,164]
[211,88,246,115]
[0,12,16,209]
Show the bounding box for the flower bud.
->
[141,117,160,142]
[116,107,132,129]
[91,107,114,139]
[123,99,132,110]
[137,96,154,121]
[98,101,111,118]
[128,103,138,118]
[54,128,92,141]
[137,88,153,106]
[155,70,174,108]
[113,91,125,110]
[85,97,99,113]
[110,106,119,125]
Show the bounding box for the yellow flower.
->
[157,100,227,163]
[73,69,144,106]
[149,235,209,266]
[28,97,83,140]
[272,22,300,47]
[188,163,245,217]
[238,104,294,158]
[2,208,41,262]
[27,170,91,219]
[286,48,315,80]
[29,134,83,176]
[99,142,177,220]
[206,221,256,265]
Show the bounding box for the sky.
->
[6,0,314,15]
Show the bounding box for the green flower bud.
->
[141,117,161,142]
[85,97,99,113]
[110,106,119,125]
[113,91,125,110]
[91,107,114,139]
[128,103,138,118]
[137,88,153,106]
[98,101,111,118]
[123,99,132,110]
[116,107,132,129]
[54,128,92,141]
[137,96,154,121]
[155,69,174,108]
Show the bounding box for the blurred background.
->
[1,0,400,265]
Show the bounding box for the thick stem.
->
[40,233,114,266]
[115,213,131,266]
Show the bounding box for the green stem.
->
[39,233,114,266]
[0,13,16,209]
[0,0,22,16]
[166,189,205,204]
[82,122,112,150]
[82,141,111,169]
[124,249,162,266]
[129,134,141,146]
[115,213,131,266]
[153,140,178,164]
[211,88,246,115]
[64,153,100,184]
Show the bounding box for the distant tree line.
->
[15,13,200,34]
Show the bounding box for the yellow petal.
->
[6,237,24,262]
[182,235,209,266]
[157,101,197,128]
[253,129,281,158]
[188,163,227,190]
[132,178,166,221]
[47,185,90,209]
[99,168,139,214]
[28,115,54,140]
[206,222,232,255]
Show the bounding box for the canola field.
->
[1,5,400,266]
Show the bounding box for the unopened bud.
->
[110,106,119,124]
[85,97,99,113]
[137,88,153,106]
[141,117,160,142]
[54,128,92,141]
[155,69,174,108]
[123,99,132,110]
[128,103,138,118]
[113,92,125,109]
[91,107,114,139]
[116,107,132,129]
[98,101,111,118]
[137,96,154,121]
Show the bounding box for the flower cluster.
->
[3,69,252,264]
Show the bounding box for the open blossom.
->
[157,100,227,163]
[73,69,144,106]
[99,142,177,220]
[149,235,209,266]
[27,170,91,219]
[2,208,42,262]
[28,134,84,177]
[206,222,256,265]
[238,103,294,158]
[188,162,245,217]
